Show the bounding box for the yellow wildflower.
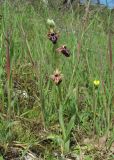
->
[93,80,100,86]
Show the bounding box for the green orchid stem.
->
[52,43,59,68]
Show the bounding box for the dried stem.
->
[5,31,11,119]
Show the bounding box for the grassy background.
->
[0,0,114,159]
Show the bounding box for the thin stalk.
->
[1,87,5,113]
[108,31,112,90]
[52,43,59,69]
[21,25,40,82]
[5,31,11,119]
[93,90,97,134]
[21,25,35,67]
[82,0,91,30]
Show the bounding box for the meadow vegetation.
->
[0,0,114,159]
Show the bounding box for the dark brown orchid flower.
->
[47,31,59,44]
[56,45,70,57]
[50,69,63,85]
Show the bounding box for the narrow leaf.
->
[66,115,75,141]
[59,106,66,140]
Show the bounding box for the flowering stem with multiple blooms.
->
[47,19,74,154]
[47,19,70,86]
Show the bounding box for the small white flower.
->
[22,90,28,98]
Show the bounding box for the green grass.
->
[0,0,114,159]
